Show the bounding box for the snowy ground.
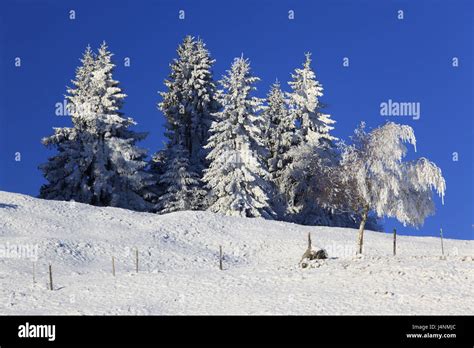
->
[0,191,472,315]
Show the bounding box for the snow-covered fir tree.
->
[203,56,275,218]
[156,144,207,213]
[287,53,335,146]
[261,80,296,215]
[280,143,336,222]
[157,36,219,169]
[147,149,166,203]
[39,42,153,211]
[263,81,296,178]
[192,38,221,170]
[280,53,339,223]
[153,36,219,212]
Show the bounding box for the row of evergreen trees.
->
[39,37,376,229]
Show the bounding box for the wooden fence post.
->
[440,228,444,256]
[219,245,223,271]
[112,256,116,277]
[393,228,397,256]
[135,249,139,273]
[48,263,53,291]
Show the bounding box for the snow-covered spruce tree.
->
[192,38,221,170]
[287,52,335,146]
[156,145,207,213]
[159,36,194,151]
[261,80,296,215]
[147,150,166,203]
[203,56,275,218]
[280,143,337,224]
[153,36,219,212]
[281,53,338,223]
[338,122,446,254]
[157,36,219,170]
[39,42,154,211]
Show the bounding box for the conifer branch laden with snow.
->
[336,122,446,254]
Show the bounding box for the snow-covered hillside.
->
[0,191,472,315]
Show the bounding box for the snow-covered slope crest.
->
[0,190,472,315]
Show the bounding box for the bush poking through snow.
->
[300,232,328,268]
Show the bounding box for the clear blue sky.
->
[0,0,472,240]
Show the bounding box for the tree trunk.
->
[357,206,369,255]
